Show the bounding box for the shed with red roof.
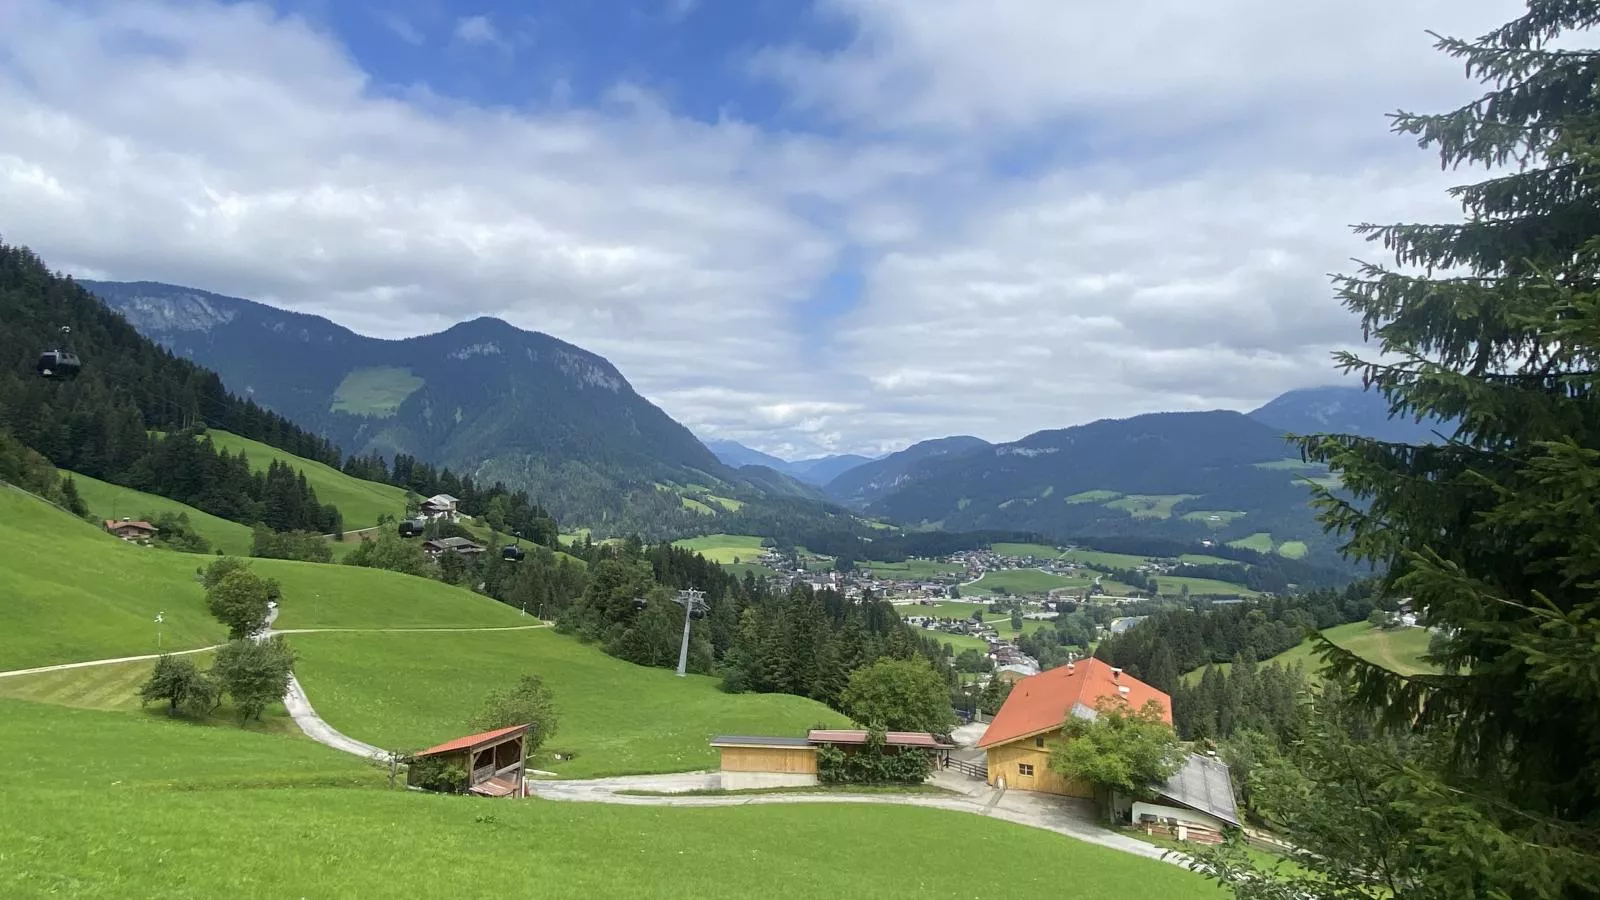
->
[977,658,1171,796]
[407,724,530,797]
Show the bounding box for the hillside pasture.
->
[901,601,989,620]
[1061,548,1153,569]
[681,497,715,515]
[990,542,1064,559]
[865,559,966,578]
[1155,575,1259,599]
[917,628,992,655]
[1226,532,1276,553]
[68,470,255,556]
[290,629,849,777]
[1064,489,1121,503]
[1183,622,1439,683]
[1105,494,1198,519]
[204,430,411,529]
[672,534,766,564]
[0,698,1225,899]
[1180,510,1246,529]
[1178,553,1244,566]
[1275,540,1309,559]
[329,366,425,417]
[966,569,1084,595]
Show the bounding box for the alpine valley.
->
[87,279,1430,558]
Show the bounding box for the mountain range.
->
[84,281,823,530]
[88,279,1439,554]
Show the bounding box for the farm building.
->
[421,536,485,556]
[977,658,1170,797]
[1117,753,1240,843]
[408,724,530,797]
[104,518,158,542]
[419,493,460,522]
[709,729,954,789]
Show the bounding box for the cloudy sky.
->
[0,0,1525,457]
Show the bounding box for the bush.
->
[466,674,560,755]
[816,727,934,785]
[212,637,296,722]
[138,654,218,716]
[251,525,332,563]
[149,511,211,554]
[406,755,468,793]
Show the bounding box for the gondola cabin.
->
[35,350,81,380]
[398,518,425,538]
[502,545,525,562]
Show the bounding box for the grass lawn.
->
[723,562,781,580]
[290,629,849,777]
[1227,532,1276,553]
[261,558,531,630]
[1061,548,1154,569]
[67,470,256,556]
[1183,622,1439,683]
[1178,554,1244,566]
[865,559,967,578]
[1065,489,1122,503]
[966,569,1082,595]
[1180,510,1246,528]
[917,628,992,655]
[204,430,411,529]
[0,699,1225,899]
[1156,575,1259,598]
[986,615,1054,640]
[1105,494,1198,519]
[990,542,1064,559]
[903,601,989,620]
[329,366,425,417]
[0,487,224,670]
[1276,541,1309,560]
[672,533,767,564]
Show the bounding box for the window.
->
[1018,763,1035,776]
[1034,736,1045,748]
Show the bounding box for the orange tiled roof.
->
[977,657,1170,749]
[413,724,529,758]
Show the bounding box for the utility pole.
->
[154,611,165,651]
[673,588,707,677]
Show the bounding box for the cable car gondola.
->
[36,327,81,381]
[502,544,525,562]
[398,518,425,538]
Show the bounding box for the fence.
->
[945,757,988,780]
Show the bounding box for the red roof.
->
[104,520,157,532]
[413,724,529,758]
[977,658,1170,749]
[808,729,955,750]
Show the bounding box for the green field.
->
[205,431,411,529]
[707,495,745,512]
[986,615,1054,640]
[901,601,987,620]
[722,562,781,580]
[1180,510,1246,529]
[916,628,992,655]
[291,629,848,777]
[330,366,425,417]
[681,497,715,515]
[1155,575,1259,598]
[68,470,256,555]
[672,534,767,564]
[1105,494,1198,519]
[1061,548,1153,569]
[990,542,1064,559]
[966,569,1083,595]
[1276,541,1309,559]
[1183,622,1438,683]
[864,559,967,578]
[1227,532,1276,553]
[0,700,1222,899]
[1064,489,1121,504]
[1178,553,1244,566]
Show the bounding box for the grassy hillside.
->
[1182,621,1437,683]
[966,569,1086,595]
[67,471,256,556]
[865,559,966,578]
[991,542,1064,558]
[1155,575,1259,598]
[205,430,411,529]
[671,533,766,564]
[0,487,224,669]
[291,629,850,777]
[0,700,1221,899]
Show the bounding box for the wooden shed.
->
[710,735,818,789]
[409,724,530,797]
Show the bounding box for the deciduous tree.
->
[839,658,955,735]
[205,569,277,638]
[1049,697,1183,819]
[467,674,561,755]
[211,636,295,722]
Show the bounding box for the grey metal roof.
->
[1157,753,1241,827]
[709,735,814,748]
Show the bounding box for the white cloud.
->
[452,13,501,48]
[0,0,1542,458]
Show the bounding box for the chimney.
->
[1118,685,1130,696]
[1111,667,1123,681]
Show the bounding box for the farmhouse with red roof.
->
[977,657,1170,796]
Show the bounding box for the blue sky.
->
[0,0,1529,456]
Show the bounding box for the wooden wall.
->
[985,740,1093,797]
[717,746,818,775]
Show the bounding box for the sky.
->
[0,0,1530,458]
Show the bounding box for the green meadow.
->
[68,470,256,555]
[330,366,425,417]
[965,569,1084,595]
[205,430,411,529]
[671,533,767,564]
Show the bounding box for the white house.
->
[419,494,460,522]
[1118,753,1241,844]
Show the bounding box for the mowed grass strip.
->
[671,533,767,564]
[204,430,411,529]
[0,655,299,733]
[290,629,850,777]
[67,470,256,556]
